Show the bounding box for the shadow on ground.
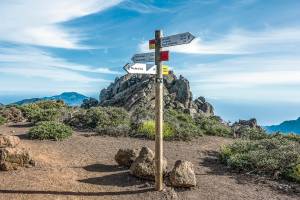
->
[0,189,153,196]
[79,163,150,188]
[83,163,126,172]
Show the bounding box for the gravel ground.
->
[0,123,299,200]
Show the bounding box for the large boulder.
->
[169,160,196,188]
[99,72,214,116]
[115,148,140,167]
[0,135,20,148]
[130,147,167,180]
[0,147,35,171]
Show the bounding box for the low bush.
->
[136,120,174,140]
[26,108,60,123]
[68,107,131,132]
[28,121,72,141]
[219,138,300,182]
[21,100,66,123]
[269,132,300,143]
[0,116,6,125]
[81,98,99,109]
[164,109,203,140]
[195,115,232,137]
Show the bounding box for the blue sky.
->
[0,0,300,125]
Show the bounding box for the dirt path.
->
[0,123,298,200]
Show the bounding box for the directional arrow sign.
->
[124,63,156,74]
[149,32,195,49]
[131,51,169,63]
[131,52,154,63]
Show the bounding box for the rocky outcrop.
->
[0,135,20,148]
[169,160,196,188]
[99,72,214,116]
[0,135,34,171]
[130,146,167,180]
[232,118,263,138]
[115,148,140,167]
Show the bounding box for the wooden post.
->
[155,30,163,191]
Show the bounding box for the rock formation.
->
[169,160,196,188]
[130,146,167,180]
[0,135,35,171]
[99,72,214,116]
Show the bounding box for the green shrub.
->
[0,116,6,125]
[137,120,174,140]
[35,100,66,109]
[164,109,203,140]
[286,164,300,182]
[195,115,232,137]
[220,138,300,182]
[28,121,72,141]
[270,132,300,143]
[26,108,60,123]
[67,107,130,132]
[20,100,66,123]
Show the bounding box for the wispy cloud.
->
[0,46,119,83]
[120,0,168,14]
[139,27,300,54]
[0,0,123,49]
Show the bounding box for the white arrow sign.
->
[161,32,195,47]
[124,63,156,74]
[131,52,155,63]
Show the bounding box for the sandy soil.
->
[0,123,299,200]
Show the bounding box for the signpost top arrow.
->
[149,32,195,49]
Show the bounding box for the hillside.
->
[13,92,88,106]
[265,117,300,134]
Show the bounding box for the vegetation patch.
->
[219,138,300,183]
[137,120,174,140]
[21,100,66,123]
[28,121,72,141]
[195,115,232,137]
[0,116,6,125]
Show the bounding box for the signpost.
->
[124,30,195,191]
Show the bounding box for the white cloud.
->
[174,55,300,103]
[0,46,119,83]
[139,28,300,54]
[0,0,122,48]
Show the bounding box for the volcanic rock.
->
[115,148,140,167]
[169,160,196,188]
[99,72,214,116]
[130,146,167,180]
[0,147,34,171]
[0,135,20,148]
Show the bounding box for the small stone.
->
[169,160,196,188]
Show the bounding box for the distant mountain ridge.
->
[12,92,88,106]
[264,117,300,134]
